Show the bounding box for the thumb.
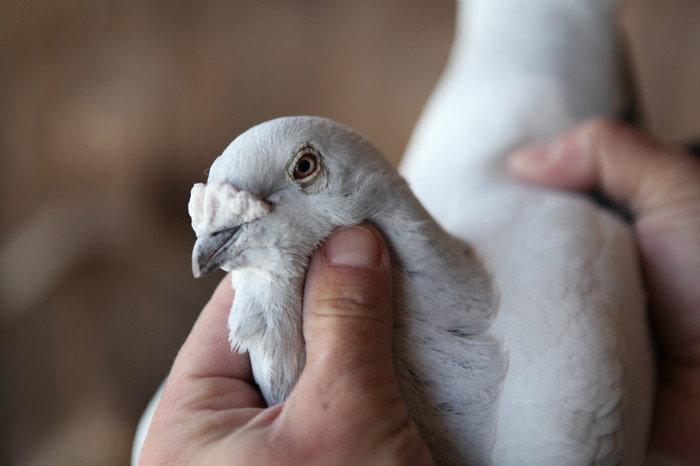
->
[301,223,394,381]
[508,119,698,218]
[280,222,407,447]
[278,224,430,464]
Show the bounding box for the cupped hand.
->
[509,119,700,463]
[138,223,433,465]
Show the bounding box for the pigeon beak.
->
[192,227,240,278]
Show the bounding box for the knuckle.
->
[312,289,384,321]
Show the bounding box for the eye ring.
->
[288,144,321,183]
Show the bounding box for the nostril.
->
[212,226,240,237]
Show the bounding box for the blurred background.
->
[0,0,698,464]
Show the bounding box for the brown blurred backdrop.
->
[0,0,698,464]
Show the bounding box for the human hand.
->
[138,223,433,465]
[509,119,700,463]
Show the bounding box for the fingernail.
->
[324,226,381,269]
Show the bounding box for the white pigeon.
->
[134,0,654,464]
[189,116,506,464]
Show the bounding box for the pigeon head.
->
[189,116,403,278]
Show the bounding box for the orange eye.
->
[293,154,318,180]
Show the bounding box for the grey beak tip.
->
[192,246,211,278]
[191,227,239,279]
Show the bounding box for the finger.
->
[508,118,700,218]
[278,223,411,454]
[288,223,398,416]
[160,274,264,415]
[169,273,253,383]
[301,223,394,378]
[509,119,700,362]
[140,275,265,464]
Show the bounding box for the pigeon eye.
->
[293,154,317,180]
[288,144,322,184]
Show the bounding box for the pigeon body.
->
[399,0,653,463]
[189,116,506,463]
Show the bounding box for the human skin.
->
[509,118,700,464]
[138,224,434,465]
